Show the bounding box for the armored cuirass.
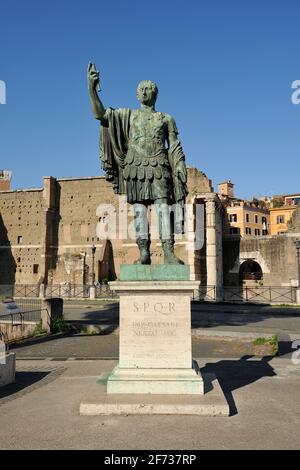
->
[124,109,171,182]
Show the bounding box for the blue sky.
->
[0,0,300,199]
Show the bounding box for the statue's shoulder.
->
[161,112,178,132]
[161,112,176,123]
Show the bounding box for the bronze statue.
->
[87,63,188,265]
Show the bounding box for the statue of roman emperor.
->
[87,63,188,265]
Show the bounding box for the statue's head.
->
[136,80,158,106]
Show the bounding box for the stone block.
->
[0,353,16,387]
[107,362,204,395]
[80,373,229,416]
[107,279,203,395]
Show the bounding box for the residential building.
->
[225,200,270,237]
[269,206,297,235]
[284,193,300,206]
[218,181,270,237]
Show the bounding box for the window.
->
[229,214,237,222]
[262,216,267,225]
[255,229,260,236]
[230,227,240,235]
[17,235,23,244]
[255,215,258,224]
[246,227,251,235]
[33,264,39,274]
[246,213,250,223]
[262,229,268,235]
[277,215,285,224]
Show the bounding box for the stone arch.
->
[239,259,263,281]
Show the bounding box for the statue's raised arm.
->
[87,62,106,120]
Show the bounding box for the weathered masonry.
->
[0,167,223,298]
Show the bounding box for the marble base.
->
[107,361,204,395]
[107,280,203,395]
[80,373,229,416]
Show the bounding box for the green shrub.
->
[51,316,70,334]
[253,335,278,355]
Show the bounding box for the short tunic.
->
[122,109,178,204]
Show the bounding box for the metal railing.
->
[0,284,40,298]
[95,284,118,299]
[0,309,43,325]
[14,284,40,298]
[223,286,297,304]
[193,285,216,301]
[45,284,90,298]
[0,298,43,322]
[0,284,298,304]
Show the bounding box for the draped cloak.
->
[99,108,188,231]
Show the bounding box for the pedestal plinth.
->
[107,271,203,395]
[80,265,229,416]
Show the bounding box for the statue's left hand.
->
[176,160,187,183]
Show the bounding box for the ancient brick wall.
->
[0,167,214,285]
[223,232,299,286]
[0,189,43,284]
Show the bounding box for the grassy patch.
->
[33,320,47,336]
[51,317,70,334]
[253,335,278,355]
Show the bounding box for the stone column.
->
[42,297,64,333]
[39,283,45,298]
[90,285,96,299]
[41,177,59,285]
[205,196,223,301]
[297,288,300,305]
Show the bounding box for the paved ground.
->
[63,301,300,339]
[11,334,273,360]
[9,301,300,361]
[1,302,300,449]
[0,356,299,449]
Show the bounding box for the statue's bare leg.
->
[133,203,151,264]
[155,198,184,265]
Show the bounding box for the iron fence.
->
[193,285,216,301]
[0,283,298,304]
[95,284,118,299]
[14,284,40,298]
[223,286,297,304]
[45,284,90,298]
[0,298,43,322]
[0,309,44,327]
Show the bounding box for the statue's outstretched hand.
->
[87,62,100,91]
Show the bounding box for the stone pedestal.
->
[89,285,96,300]
[107,276,204,395]
[0,353,16,387]
[80,265,229,416]
[42,297,64,333]
[297,288,300,305]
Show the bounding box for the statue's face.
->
[137,80,158,106]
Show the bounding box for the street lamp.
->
[91,244,96,286]
[295,239,300,287]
